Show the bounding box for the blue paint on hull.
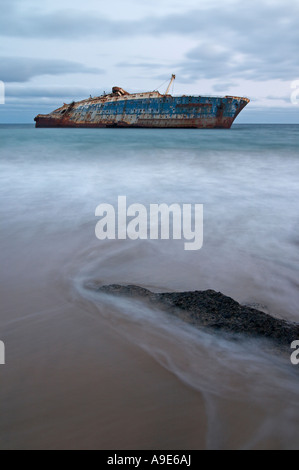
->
[35,93,250,129]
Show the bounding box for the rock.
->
[87,283,299,351]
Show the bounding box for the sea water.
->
[0,124,299,449]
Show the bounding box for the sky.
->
[0,0,299,123]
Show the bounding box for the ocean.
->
[1,124,299,449]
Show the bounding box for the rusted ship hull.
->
[35,116,240,129]
[35,86,250,129]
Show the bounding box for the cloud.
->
[172,0,299,82]
[179,40,298,82]
[1,1,297,41]
[5,84,105,103]
[0,7,139,39]
[1,1,298,84]
[116,62,164,70]
[0,57,103,83]
[213,82,238,93]
[265,95,293,104]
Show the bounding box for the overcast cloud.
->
[0,0,298,123]
[1,57,102,82]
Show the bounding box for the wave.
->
[70,242,299,449]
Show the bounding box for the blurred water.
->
[1,125,299,317]
[1,124,299,449]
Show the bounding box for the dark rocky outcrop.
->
[87,283,299,351]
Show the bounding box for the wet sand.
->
[1,126,299,449]
[1,232,298,450]
[0,234,208,450]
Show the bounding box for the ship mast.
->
[165,74,176,95]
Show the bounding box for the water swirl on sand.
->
[71,241,299,449]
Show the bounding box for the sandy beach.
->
[1,126,299,450]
